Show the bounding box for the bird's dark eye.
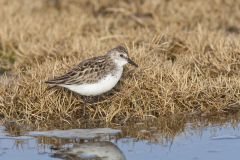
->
[120,54,124,57]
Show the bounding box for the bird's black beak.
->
[127,58,138,67]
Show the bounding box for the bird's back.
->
[45,55,117,85]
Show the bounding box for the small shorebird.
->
[45,45,138,97]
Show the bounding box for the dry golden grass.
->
[1,0,240,126]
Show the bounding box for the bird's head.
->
[107,45,138,67]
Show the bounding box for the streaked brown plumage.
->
[46,56,116,85]
[45,45,138,96]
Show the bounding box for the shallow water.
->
[0,116,240,160]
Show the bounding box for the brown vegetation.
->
[0,0,240,126]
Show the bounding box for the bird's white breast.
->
[60,68,123,96]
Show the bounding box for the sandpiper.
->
[45,45,138,96]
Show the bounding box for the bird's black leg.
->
[82,96,102,116]
[82,96,88,116]
[92,96,101,104]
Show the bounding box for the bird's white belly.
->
[60,70,122,96]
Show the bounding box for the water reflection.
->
[52,141,126,160]
[28,128,125,160]
[0,113,239,160]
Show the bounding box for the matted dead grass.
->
[1,0,240,126]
